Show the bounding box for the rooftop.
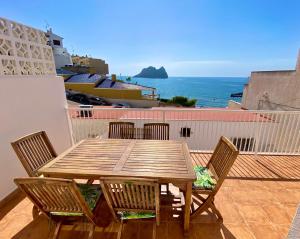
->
[65,74,156,91]
[65,73,102,83]
[1,153,299,239]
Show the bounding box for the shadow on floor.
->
[0,191,25,220]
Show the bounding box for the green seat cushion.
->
[77,184,102,210]
[193,166,216,190]
[119,211,156,220]
[50,212,83,216]
[49,184,101,217]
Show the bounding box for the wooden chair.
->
[14,177,104,239]
[11,131,57,177]
[100,177,160,239]
[191,136,239,221]
[108,122,134,139]
[143,123,169,140]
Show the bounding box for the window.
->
[232,137,255,151]
[180,127,191,137]
[53,39,61,46]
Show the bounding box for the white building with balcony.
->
[46,28,73,69]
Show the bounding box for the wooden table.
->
[39,139,196,234]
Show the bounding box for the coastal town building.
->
[241,50,300,110]
[65,73,159,107]
[46,29,109,76]
[46,28,73,69]
[70,55,109,75]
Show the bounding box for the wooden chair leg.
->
[190,196,213,219]
[32,205,40,219]
[152,222,156,239]
[86,179,94,184]
[211,201,223,222]
[117,221,123,239]
[87,224,95,239]
[50,221,62,239]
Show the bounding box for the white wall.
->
[70,117,276,152]
[241,51,300,110]
[228,100,242,110]
[0,75,72,200]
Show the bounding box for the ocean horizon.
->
[120,76,248,108]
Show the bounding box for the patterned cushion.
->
[50,184,101,217]
[119,211,156,220]
[193,166,216,189]
[77,184,102,210]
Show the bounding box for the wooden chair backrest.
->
[108,122,134,139]
[143,123,169,140]
[100,177,160,217]
[11,131,57,177]
[207,136,239,192]
[14,177,94,221]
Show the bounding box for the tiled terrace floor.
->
[1,153,300,239]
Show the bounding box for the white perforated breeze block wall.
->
[0,17,56,75]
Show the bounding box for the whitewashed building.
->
[241,51,300,110]
[0,17,72,200]
[46,28,73,69]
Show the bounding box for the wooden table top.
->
[39,139,196,182]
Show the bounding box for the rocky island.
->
[134,66,168,78]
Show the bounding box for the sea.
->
[121,76,248,108]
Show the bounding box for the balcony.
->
[1,107,300,238]
[1,153,299,238]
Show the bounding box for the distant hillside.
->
[134,66,168,78]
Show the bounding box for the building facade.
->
[241,51,300,110]
[65,73,158,107]
[46,28,73,69]
[71,55,109,75]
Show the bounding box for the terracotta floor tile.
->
[274,189,300,204]
[238,180,266,190]
[284,204,299,220]
[139,221,156,239]
[215,187,234,203]
[156,222,168,239]
[167,221,184,239]
[215,202,245,224]
[190,223,224,239]
[277,181,300,189]
[222,179,241,188]
[248,190,275,205]
[238,205,272,224]
[262,204,292,225]
[230,189,257,204]
[248,224,282,239]
[121,221,139,239]
[223,224,255,239]
[259,180,282,189]
[274,225,290,238]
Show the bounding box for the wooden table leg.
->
[184,182,192,236]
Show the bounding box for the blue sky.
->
[1,0,300,76]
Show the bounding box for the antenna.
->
[44,20,50,31]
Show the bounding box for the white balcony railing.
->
[68,107,300,155]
